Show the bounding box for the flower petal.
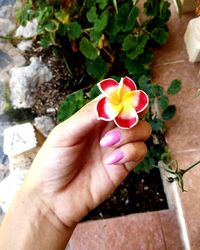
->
[98,78,120,105]
[122,90,149,113]
[96,96,123,121]
[114,102,139,129]
[98,78,119,96]
[118,76,137,98]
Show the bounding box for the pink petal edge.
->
[96,96,122,121]
[122,76,137,91]
[97,78,119,96]
[114,107,139,129]
[135,90,149,113]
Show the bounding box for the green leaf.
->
[144,0,158,16]
[159,1,171,22]
[158,95,169,110]
[39,32,56,48]
[43,19,59,32]
[36,6,54,24]
[86,6,97,23]
[57,90,86,122]
[138,75,150,86]
[122,6,139,32]
[79,37,99,60]
[94,10,108,32]
[122,34,137,51]
[167,79,182,95]
[89,85,101,100]
[125,58,150,81]
[138,75,151,94]
[67,22,81,39]
[150,119,164,131]
[55,9,69,24]
[127,35,149,60]
[150,84,163,97]
[151,27,168,45]
[134,154,155,173]
[15,3,34,26]
[106,14,121,37]
[162,105,176,120]
[96,0,109,9]
[86,57,108,81]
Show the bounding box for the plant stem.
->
[0,35,33,41]
[62,54,73,79]
[181,160,200,175]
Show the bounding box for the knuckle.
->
[134,142,148,162]
[140,120,152,140]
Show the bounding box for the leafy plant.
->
[15,0,182,175]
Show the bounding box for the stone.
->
[0,4,13,18]
[3,123,37,157]
[184,17,200,63]
[0,146,9,166]
[0,162,9,181]
[0,169,28,213]
[17,40,33,52]
[0,0,15,7]
[0,50,11,70]
[0,118,14,150]
[0,81,5,115]
[0,18,15,36]
[9,57,52,108]
[15,18,38,38]
[0,42,25,82]
[34,116,55,137]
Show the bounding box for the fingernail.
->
[100,131,121,147]
[104,149,124,165]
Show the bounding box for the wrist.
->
[0,181,76,250]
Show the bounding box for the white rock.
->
[46,108,56,113]
[3,123,37,157]
[0,169,28,213]
[184,17,200,63]
[0,18,16,36]
[0,4,13,18]
[0,163,9,182]
[9,57,52,108]
[15,18,38,38]
[34,116,55,137]
[17,40,33,52]
[0,43,25,82]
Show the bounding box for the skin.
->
[0,100,151,250]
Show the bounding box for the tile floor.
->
[69,1,200,250]
[69,210,183,250]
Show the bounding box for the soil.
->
[22,46,168,220]
[83,168,168,221]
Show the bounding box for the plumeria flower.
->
[96,76,149,129]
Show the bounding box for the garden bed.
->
[83,168,168,221]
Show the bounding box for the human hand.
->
[24,100,151,228]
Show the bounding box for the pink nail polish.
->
[104,149,124,165]
[100,131,121,147]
